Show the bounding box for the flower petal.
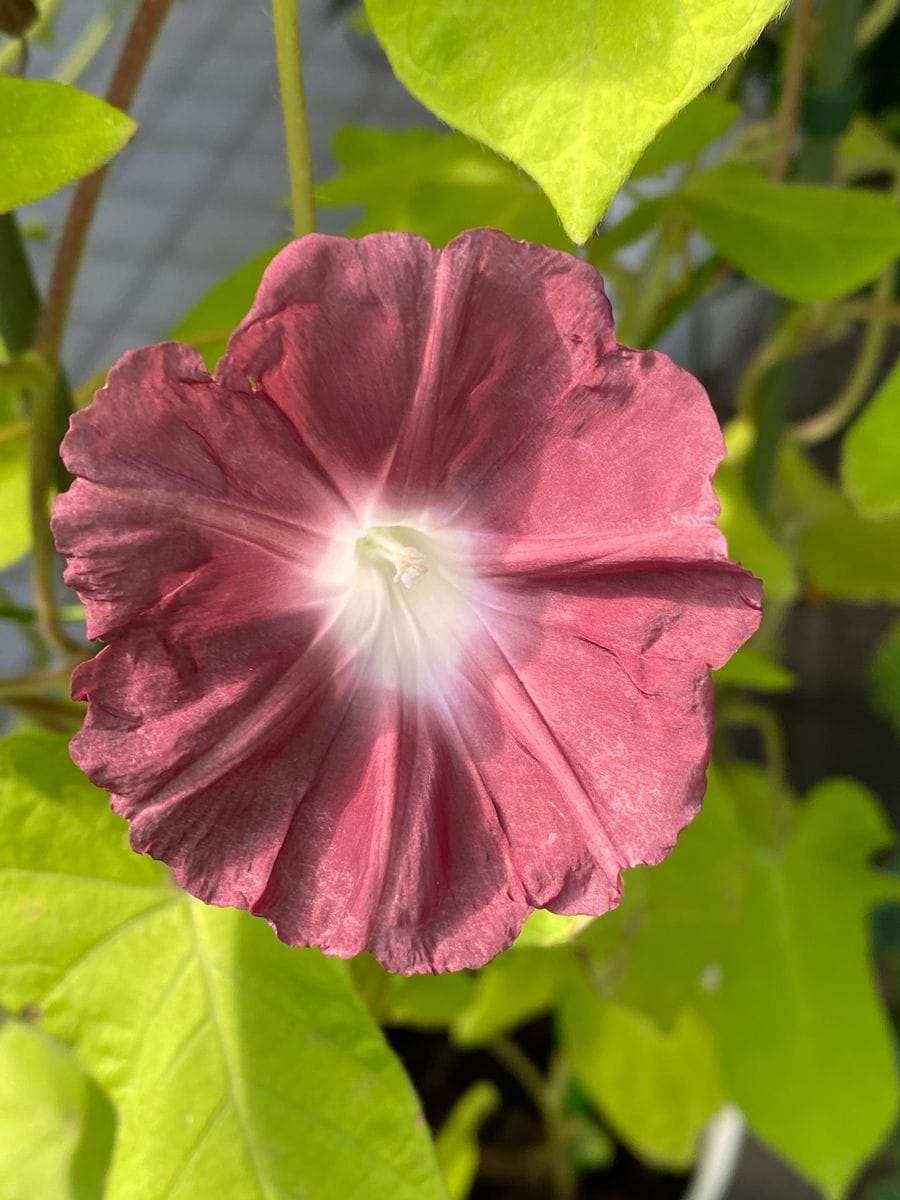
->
[442,598,732,916]
[53,342,340,641]
[225,229,617,516]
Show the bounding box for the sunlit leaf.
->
[0,1019,114,1200]
[366,0,785,242]
[0,733,449,1200]
[515,910,595,947]
[0,78,136,213]
[0,423,30,569]
[678,164,900,301]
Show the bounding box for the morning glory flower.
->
[53,229,761,973]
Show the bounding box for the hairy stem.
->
[35,0,175,362]
[272,0,315,238]
[770,0,815,182]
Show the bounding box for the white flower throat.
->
[318,518,483,696]
[356,528,429,590]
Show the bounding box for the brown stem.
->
[30,0,174,657]
[35,0,175,362]
[770,0,816,182]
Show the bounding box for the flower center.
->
[356,526,429,590]
[319,518,481,697]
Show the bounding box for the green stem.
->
[746,0,865,512]
[794,0,865,182]
[719,699,788,792]
[53,2,126,86]
[0,0,64,73]
[857,0,900,48]
[272,0,315,238]
[791,265,895,443]
[490,1037,577,1200]
[27,363,82,655]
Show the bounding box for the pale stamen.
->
[358,529,429,590]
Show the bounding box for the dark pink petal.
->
[226,229,616,518]
[53,342,342,642]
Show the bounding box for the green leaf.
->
[0,732,449,1200]
[318,127,569,249]
[383,974,478,1030]
[577,765,754,1027]
[365,0,785,243]
[713,778,900,1198]
[434,1082,500,1200]
[591,196,668,263]
[632,93,740,179]
[0,1019,114,1200]
[842,359,900,518]
[515,910,595,947]
[870,618,900,732]
[716,458,798,602]
[559,985,723,1171]
[0,421,30,569]
[713,645,796,692]
[452,948,569,1047]
[0,78,136,213]
[678,164,900,301]
[838,116,900,183]
[780,444,900,601]
[802,507,900,600]
[169,244,283,372]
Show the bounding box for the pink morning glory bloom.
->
[53,230,762,974]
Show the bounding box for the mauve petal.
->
[53,342,340,641]
[443,609,721,916]
[226,229,615,516]
[460,344,729,538]
[249,690,529,973]
[224,233,440,513]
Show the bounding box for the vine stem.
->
[272,0,315,238]
[35,0,175,362]
[29,0,175,656]
[791,265,895,444]
[769,0,815,182]
[490,1037,578,1200]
